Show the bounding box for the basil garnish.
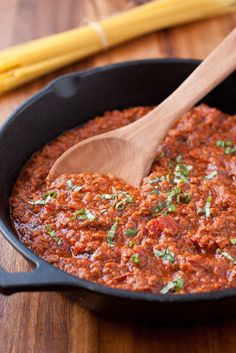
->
[67,180,83,191]
[72,209,95,221]
[130,253,139,264]
[45,224,62,245]
[124,228,138,237]
[217,249,236,265]
[161,278,183,294]
[107,220,118,247]
[29,190,57,205]
[154,248,175,263]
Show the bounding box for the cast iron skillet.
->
[0,59,236,322]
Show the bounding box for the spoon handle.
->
[119,28,236,152]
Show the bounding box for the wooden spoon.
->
[49,29,236,186]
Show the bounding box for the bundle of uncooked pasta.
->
[0,0,235,94]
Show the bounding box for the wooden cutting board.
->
[0,1,236,352]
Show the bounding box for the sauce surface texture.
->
[10,104,236,294]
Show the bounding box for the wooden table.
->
[0,1,236,352]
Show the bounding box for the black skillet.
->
[0,59,236,322]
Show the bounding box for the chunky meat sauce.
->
[10,104,236,294]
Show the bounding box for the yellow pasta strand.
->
[0,49,92,93]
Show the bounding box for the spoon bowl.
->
[49,132,152,186]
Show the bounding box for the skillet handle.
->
[0,259,79,295]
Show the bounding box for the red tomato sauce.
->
[10,104,236,294]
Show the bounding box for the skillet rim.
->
[1,57,236,303]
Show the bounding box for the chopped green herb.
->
[230,238,236,245]
[146,176,162,184]
[176,164,192,176]
[166,174,171,182]
[174,164,192,184]
[168,160,174,168]
[72,209,95,221]
[29,190,57,205]
[100,194,118,207]
[224,146,236,155]
[153,201,165,213]
[197,195,212,218]
[153,187,190,215]
[175,155,183,163]
[100,193,116,200]
[217,249,236,265]
[149,189,159,195]
[45,224,55,236]
[177,193,191,204]
[84,210,96,221]
[130,253,139,264]
[225,141,232,146]
[45,225,62,245]
[164,187,181,213]
[115,192,133,210]
[146,175,171,184]
[161,278,183,294]
[128,241,135,248]
[174,175,187,184]
[100,193,118,208]
[160,152,165,158]
[44,191,57,198]
[216,140,225,147]
[204,195,212,218]
[153,248,175,263]
[100,192,133,210]
[216,140,232,147]
[67,180,83,191]
[124,228,138,237]
[205,170,218,180]
[167,187,182,203]
[216,140,236,155]
[163,155,183,168]
[167,203,176,213]
[107,220,118,246]
[29,199,46,205]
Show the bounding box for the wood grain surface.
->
[0,1,236,352]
